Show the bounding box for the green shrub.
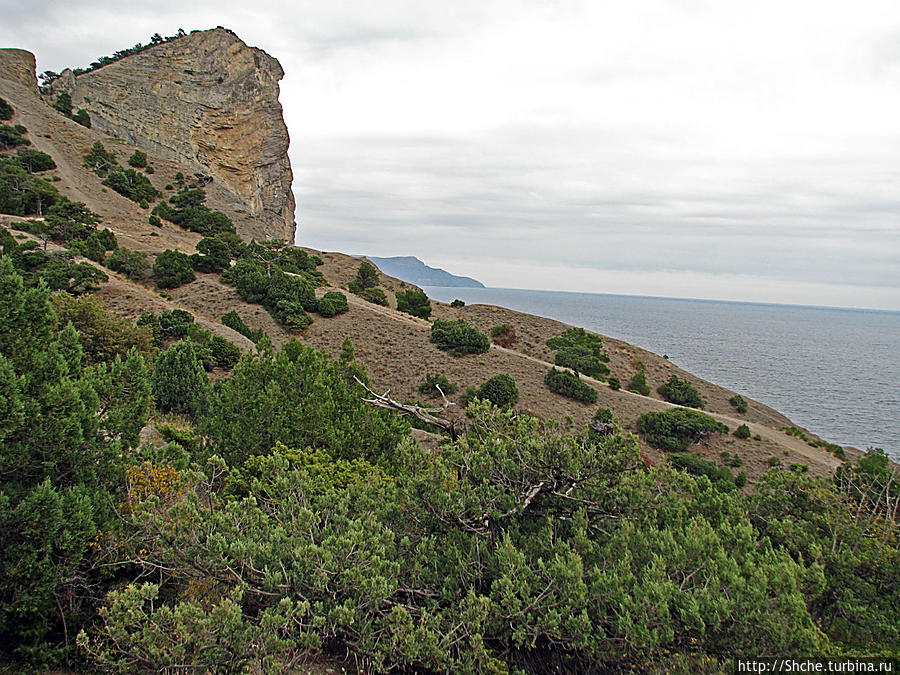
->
[734,424,752,439]
[588,407,616,438]
[152,249,195,289]
[729,394,748,414]
[191,236,231,273]
[0,124,30,149]
[636,408,728,452]
[357,287,387,306]
[418,373,458,398]
[477,374,518,408]
[149,214,161,227]
[317,291,348,317]
[72,109,91,128]
[450,298,465,307]
[734,472,747,487]
[82,141,117,175]
[102,168,159,203]
[768,456,783,467]
[396,288,432,319]
[0,97,12,121]
[657,375,703,408]
[544,367,598,403]
[15,147,56,172]
[628,370,651,395]
[128,150,148,168]
[608,376,621,390]
[105,247,148,280]
[221,311,263,344]
[151,187,235,236]
[207,334,241,369]
[430,319,490,356]
[158,309,194,340]
[546,327,610,378]
[669,453,738,491]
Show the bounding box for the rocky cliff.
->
[0,49,39,94]
[50,28,295,242]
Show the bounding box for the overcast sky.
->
[3,0,899,309]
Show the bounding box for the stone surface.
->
[0,49,38,94]
[51,28,295,242]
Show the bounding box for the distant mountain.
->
[367,256,485,288]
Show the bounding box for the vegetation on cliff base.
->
[0,255,897,671]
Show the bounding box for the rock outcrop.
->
[0,49,38,94]
[51,28,295,242]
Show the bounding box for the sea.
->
[423,287,900,459]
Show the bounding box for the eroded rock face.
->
[52,28,295,242]
[0,49,38,94]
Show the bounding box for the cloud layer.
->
[4,0,899,308]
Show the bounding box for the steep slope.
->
[46,28,294,242]
[0,41,854,485]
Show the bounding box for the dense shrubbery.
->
[545,367,598,403]
[669,453,742,491]
[0,259,151,660]
[2,249,898,670]
[547,327,610,378]
[152,249,195,289]
[152,187,234,236]
[734,423,752,439]
[430,318,490,355]
[218,241,325,331]
[637,407,728,452]
[628,370,651,395]
[396,288,432,319]
[191,235,231,273]
[317,290,348,317]
[105,246,148,279]
[128,150,148,168]
[356,286,387,306]
[657,374,704,408]
[103,167,159,203]
[418,372,458,398]
[3,236,108,294]
[0,97,12,120]
[450,298,465,307]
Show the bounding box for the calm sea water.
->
[424,287,900,458]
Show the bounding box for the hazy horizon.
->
[3,1,898,310]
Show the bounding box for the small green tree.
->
[353,260,379,289]
[545,368,598,403]
[396,288,432,319]
[430,319,490,355]
[53,91,73,116]
[105,247,148,280]
[734,424,752,439]
[628,370,651,395]
[477,373,518,408]
[657,374,703,408]
[317,291,348,317]
[152,250,195,289]
[0,97,12,121]
[127,150,148,168]
[636,408,728,452]
[151,341,208,417]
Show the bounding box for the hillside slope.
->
[0,44,851,484]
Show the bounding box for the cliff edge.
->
[49,28,295,242]
[0,49,39,94]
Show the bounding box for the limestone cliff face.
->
[0,49,38,94]
[53,29,294,242]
